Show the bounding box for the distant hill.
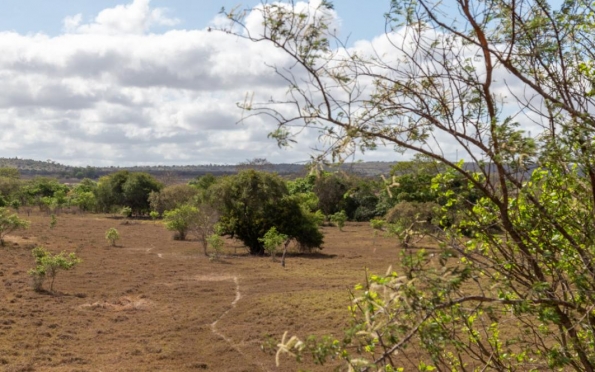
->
[0,157,398,181]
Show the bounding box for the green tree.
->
[0,207,30,246]
[259,227,288,261]
[215,170,323,255]
[148,184,198,216]
[121,172,163,215]
[69,178,97,212]
[28,246,81,292]
[163,204,197,241]
[95,171,162,215]
[225,0,595,370]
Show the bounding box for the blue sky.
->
[0,1,389,44]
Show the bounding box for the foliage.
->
[206,233,224,261]
[105,228,120,247]
[189,173,217,191]
[187,203,220,256]
[149,210,159,222]
[329,210,347,231]
[313,172,350,216]
[259,227,288,261]
[49,214,57,229]
[215,170,323,255]
[148,184,198,215]
[0,207,30,246]
[95,171,162,215]
[224,0,595,369]
[163,204,197,241]
[28,246,81,292]
[120,206,132,218]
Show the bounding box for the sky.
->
[0,0,399,167]
[0,0,549,167]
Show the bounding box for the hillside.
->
[0,157,398,180]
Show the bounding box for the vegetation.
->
[206,233,224,261]
[259,227,288,261]
[224,0,595,370]
[95,171,162,215]
[329,210,347,231]
[187,203,220,256]
[163,204,197,241]
[120,206,132,218]
[105,228,120,247]
[0,207,30,246]
[215,170,323,255]
[28,246,81,292]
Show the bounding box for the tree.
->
[187,203,220,256]
[215,170,323,255]
[95,171,162,215]
[259,227,288,261]
[163,204,197,241]
[0,207,30,246]
[28,246,81,293]
[148,184,198,216]
[225,1,595,370]
[69,178,97,212]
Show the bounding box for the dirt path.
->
[205,275,269,372]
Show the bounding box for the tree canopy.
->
[215,170,323,255]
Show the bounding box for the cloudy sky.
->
[0,0,399,167]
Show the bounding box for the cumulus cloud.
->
[63,0,180,35]
[1,0,333,166]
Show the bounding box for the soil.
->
[0,212,402,371]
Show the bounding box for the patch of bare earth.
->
[0,212,401,371]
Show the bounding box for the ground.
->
[0,211,402,372]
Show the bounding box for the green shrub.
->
[120,206,132,218]
[163,204,198,241]
[207,233,224,261]
[259,227,288,261]
[0,207,30,246]
[28,246,81,292]
[329,210,347,231]
[105,228,120,247]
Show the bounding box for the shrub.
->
[259,227,288,261]
[0,207,30,246]
[28,246,81,292]
[120,206,132,218]
[105,228,120,247]
[207,233,224,261]
[163,204,198,241]
[329,210,347,231]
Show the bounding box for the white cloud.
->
[64,0,180,35]
[0,0,419,167]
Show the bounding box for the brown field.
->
[0,212,402,372]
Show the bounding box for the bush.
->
[259,227,288,261]
[28,246,81,292]
[0,207,30,246]
[105,228,120,247]
[163,204,197,241]
[329,210,347,231]
[216,170,323,255]
[120,206,132,218]
[207,233,224,261]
